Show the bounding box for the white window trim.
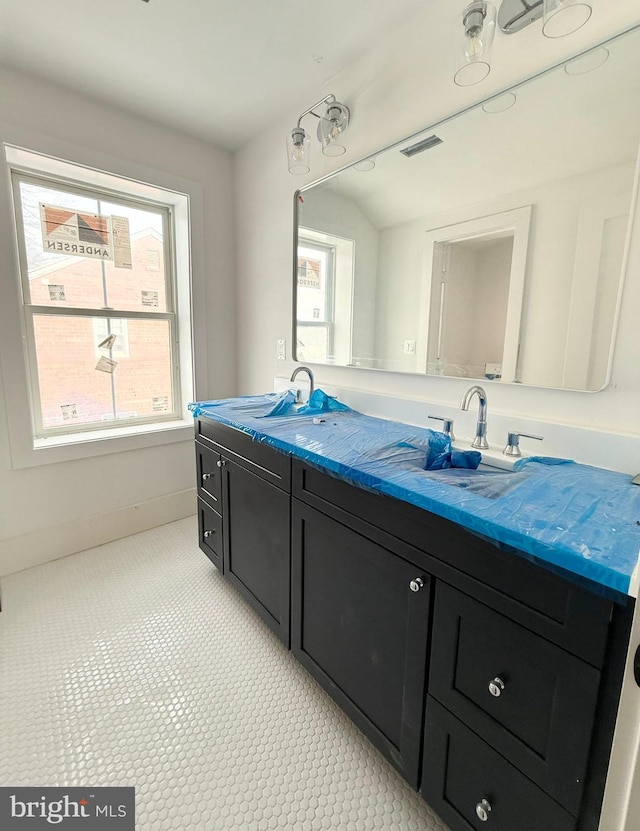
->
[0,136,207,469]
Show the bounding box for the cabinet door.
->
[223,458,290,646]
[291,500,431,787]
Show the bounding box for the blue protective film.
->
[451,450,482,469]
[189,392,299,419]
[190,397,640,597]
[296,388,352,415]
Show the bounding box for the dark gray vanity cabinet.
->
[194,420,633,831]
[194,418,291,645]
[290,456,632,831]
[291,499,432,787]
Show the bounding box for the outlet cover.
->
[276,339,286,360]
[403,339,416,355]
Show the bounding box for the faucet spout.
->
[460,385,489,450]
[289,365,315,401]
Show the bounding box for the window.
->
[296,241,336,363]
[11,166,183,439]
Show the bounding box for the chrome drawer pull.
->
[202,473,213,481]
[409,577,425,592]
[216,459,226,468]
[476,799,492,822]
[488,677,506,697]
[203,530,215,538]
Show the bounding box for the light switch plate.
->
[276,339,286,360]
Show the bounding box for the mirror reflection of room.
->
[295,27,638,392]
[426,235,514,380]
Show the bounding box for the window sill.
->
[13,418,194,469]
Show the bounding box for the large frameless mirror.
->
[293,27,639,391]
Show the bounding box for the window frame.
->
[10,167,183,439]
[93,318,130,359]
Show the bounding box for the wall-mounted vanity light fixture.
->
[287,94,350,175]
[456,0,593,86]
[455,1,497,86]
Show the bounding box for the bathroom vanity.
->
[193,407,636,831]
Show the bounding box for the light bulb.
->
[465,32,484,60]
[463,3,487,60]
[288,127,310,174]
[454,1,495,86]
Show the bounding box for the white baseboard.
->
[0,488,197,576]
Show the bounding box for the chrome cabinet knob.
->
[202,472,213,481]
[488,677,506,697]
[409,577,425,593]
[203,530,215,538]
[476,799,492,822]
[216,459,226,468]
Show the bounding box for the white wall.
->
[0,68,236,574]
[234,2,640,463]
[374,221,423,372]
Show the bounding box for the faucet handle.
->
[428,415,455,441]
[504,431,543,457]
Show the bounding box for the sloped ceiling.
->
[0,0,426,150]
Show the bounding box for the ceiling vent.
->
[400,135,443,158]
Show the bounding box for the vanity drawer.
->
[195,441,222,509]
[196,417,291,491]
[422,697,576,831]
[197,498,223,572]
[429,583,601,814]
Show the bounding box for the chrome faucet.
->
[290,365,315,400]
[460,385,489,449]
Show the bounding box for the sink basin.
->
[356,438,523,500]
[421,463,525,499]
[206,392,312,418]
[452,443,519,471]
[214,390,352,419]
[423,465,513,478]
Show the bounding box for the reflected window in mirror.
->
[296,230,355,366]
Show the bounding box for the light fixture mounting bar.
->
[498,0,544,33]
[295,94,337,128]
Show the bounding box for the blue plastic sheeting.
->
[189,392,300,419]
[296,388,351,415]
[189,397,640,597]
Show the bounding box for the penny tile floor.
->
[0,517,451,831]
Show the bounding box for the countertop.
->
[191,395,640,600]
